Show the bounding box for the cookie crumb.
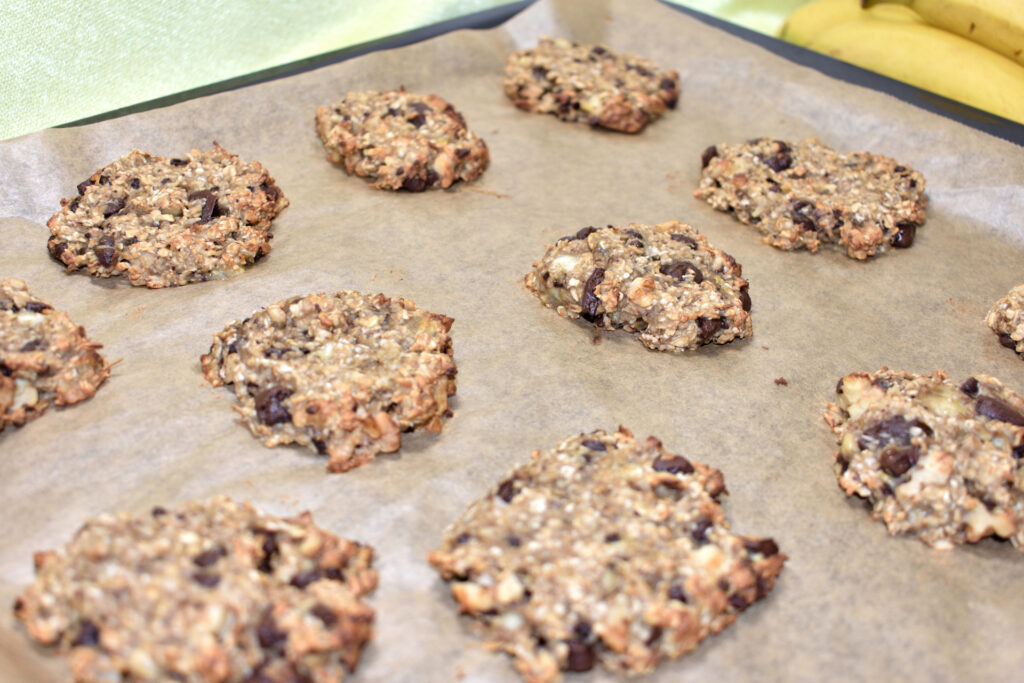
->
[774,377,788,386]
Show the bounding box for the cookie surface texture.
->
[315,89,489,191]
[986,284,1024,357]
[503,37,680,133]
[825,368,1024,550]
[428,427,785,682]
[0,278,109,431]
[201,290,456,472]
[13,497,377,682]
[47,143,288,288]
[524,220,752,352]
[695,138,927,259]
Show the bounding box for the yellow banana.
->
[780,0,923,47]
[907,0,1024,66]
[808,16,1024,123]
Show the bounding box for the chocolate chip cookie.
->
[315,89,489,191]
[825,368,1024,550]
[695,138,927,259]
[503,37,679,133]
[201,290,456,472]
[47,143,288,288]
[986,284,1024,357]
[13,497,377,682]
[1,277,110,431]
[428,427,786,682]
[524,221,752,352]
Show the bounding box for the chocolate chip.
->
[77,179,93,195]
[892,222,916,248]
[604,532,620,543]
[71,619,100,647]
[960,377,979,396]
[1000,334,1018,349]
[311,603,337,628]
[894,165,906,173]
[789,199,816,231]
[95,245,117,267]
[575,226,597,240]
[170,158,188,166]
[254,387,292,425]
[193,546,226,567]
[103,198,125,217]
[1014,442,1024,459]
[581,268,605,321]
[49,239,68,259]
[857,415,931,449]
[581,438,606,451]
[123,236,138,247]
[289,569,322,588]
[728,594,748,611]
[743,538,779,556]
[739,286,751,312]
[257,611,287,649]
[763,152,792,172]
[130,177,140,189]
[19,339,45,352]
[696,316,722,340]
[668,584,688,602]
[408,113,426,128]
[497,477,517,503]
[566,641,595,672]
[880,446,919,477]
[652,454,694,474]
[188,190,218,224]
[507,535,522,547]
[700,145,718,169]
[402,176,428,192]
[836,377,845,394]
[645,625,664,646]
[151,506,167,517]
[324,567,346,582]
[592,46,606,56]
[312,439,328,455]
[192,571,221,588]
[24,301,51,313]
[573,620,592,640]
[455,533,471,544]
[410,101,431,114]
[691,516,712,543]
[659,261,703,283]
[260,182,280,204]
[671,233,698,248]
[68,197,79,212]
[455,148,471,158]
[532,66,548,79]
[257,533,279,573]
[975,396,1024,426]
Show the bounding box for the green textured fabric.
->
[0,0,516,141]
[1,0,803,142]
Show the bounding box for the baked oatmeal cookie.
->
[315,89,489,191]
[825,368,1024,550]
[695,138,927,259]
[428,427,786,682]
[47,143,288,288]
[0,277,109,431]
[13,497,377,682]
[986,284,1024,357]
[503,37,680,133]
[524,220,751,352]
[201,290,456,472]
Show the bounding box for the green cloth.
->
[1,0,801,142]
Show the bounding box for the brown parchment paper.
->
[2,0,1023,680]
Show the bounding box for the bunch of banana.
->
[778,0,1024,124]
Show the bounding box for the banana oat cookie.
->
[201,290,456,472]
[503,37,680,133]
[1,277,110,431]
[986,284,1024,357]
[825,368,1024,550]
[13,497,377,682]
[695,138,927,259]
[47,143,288,288]
[428,428,785,682]
[524,220,751,352]
[315,89,489,191]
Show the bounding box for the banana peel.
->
[780,0,922,47]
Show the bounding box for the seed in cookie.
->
[0,277,110,431]
[13,497,376,682]
[201,290,456,472]
[503,37,680,133]
[315,89,489,191]
[428,427,785,682]
[695,138,927,259]
[986,284,1024,358]
[524,220,752,352]
[46,142,288,288]
[824,368,1024,550]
